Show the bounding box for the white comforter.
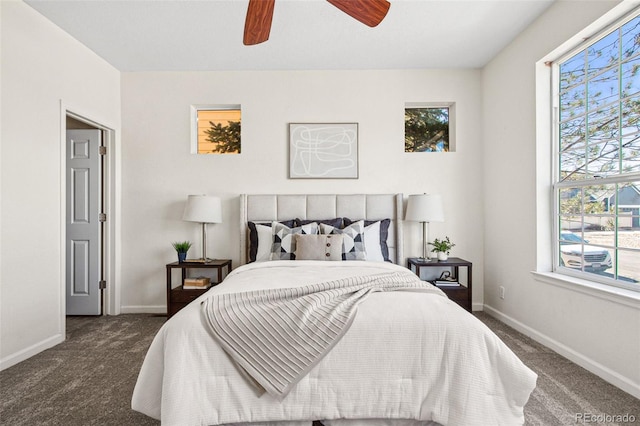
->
[132,261,537,426]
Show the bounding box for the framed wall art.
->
[289,123,358,179]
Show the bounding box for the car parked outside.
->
[560,232,612,272]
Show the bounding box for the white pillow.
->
[363,220,384,262]
[254,223,273,262]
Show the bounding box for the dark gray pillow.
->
[295,218,343,228]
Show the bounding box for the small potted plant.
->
[172,241,192,263]
[429,237,455,261]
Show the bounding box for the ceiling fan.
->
[243,0,391,45]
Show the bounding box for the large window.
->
[554,11,640,290]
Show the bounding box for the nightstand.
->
[407,257,472,312]
[165,259,232,318]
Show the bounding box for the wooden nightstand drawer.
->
[437,285,470,311]
[170,287,208,303]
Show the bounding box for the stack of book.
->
[433,280,460,287]
[183,277,211,290]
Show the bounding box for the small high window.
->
[191,105,241,154]
[404,103,454,152]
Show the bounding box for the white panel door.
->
[66,129,101,315]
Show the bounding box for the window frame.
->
[550,8,640,292]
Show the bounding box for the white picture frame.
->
[289,123,359,179]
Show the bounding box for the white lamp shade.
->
[405,194,444,223]
[182,195,222,223]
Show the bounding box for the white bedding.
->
[132,261,537,426]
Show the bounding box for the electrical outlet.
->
[499,286,505,300]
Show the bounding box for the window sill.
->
[531,271,640,309]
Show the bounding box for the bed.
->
[132,194,537,426]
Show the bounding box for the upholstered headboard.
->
[239,194,404,265]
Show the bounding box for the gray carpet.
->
[0,315,163,426]
[0,312,638,425]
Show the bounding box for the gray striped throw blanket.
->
[201,270,443,398]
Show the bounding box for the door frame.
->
[60,101,119,320]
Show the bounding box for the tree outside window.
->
[405,106,450,152]
[555,12,640,289]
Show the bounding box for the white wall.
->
[120,70,485,312]
[6,0,635,400]
[483,0,640,398]
[0,1,121,369]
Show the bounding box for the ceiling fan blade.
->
[326,0,390,27]
[243,0,276,45]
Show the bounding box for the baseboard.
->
[483,304,640,399]
[119,305,166,314]
[0,333,65,372]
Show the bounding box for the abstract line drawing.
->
[289,123,358,179]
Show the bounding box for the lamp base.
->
[185,258,215,264]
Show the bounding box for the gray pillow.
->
[295,234,344,261]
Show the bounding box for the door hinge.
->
[99,146,107,155]
[99,213,107,222]
[99,280,107,289]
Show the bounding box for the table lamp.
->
[405,193,444,260]
[182,195,222,262]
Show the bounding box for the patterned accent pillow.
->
[248,220,295,262]
[271,222,319,260]
[320,220,366,261]
[343,218,391,262]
